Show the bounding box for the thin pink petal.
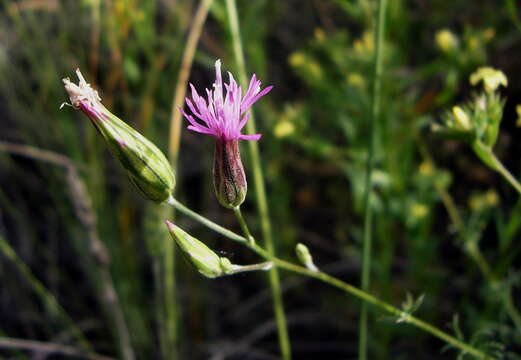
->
[239,133,262,141]
[187,125,216,136]
[241,85,273,113]
[238,112,251,131]
[185,98,202,118]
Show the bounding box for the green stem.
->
[419,141,521,339]
[233,207,255,246]
[168,197,246,243]
[224,1,292,359]
[167,198,492,359]
[473,141,521,195]
[162,1,214,355]
[359,0,387,359]
[492,156,521,196]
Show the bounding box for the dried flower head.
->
[62,69,176,202]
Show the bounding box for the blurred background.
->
[1,0,521,359]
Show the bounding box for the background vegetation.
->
[1,0,521,358]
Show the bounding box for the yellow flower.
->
[410,203,429,219]
[469,190,499,211]
[469,67,508,93]
[419,161,434,176]
[435,29,458,53]
[274,121,295,138]
[346,73,365,89]
[485,190,499,207]
[354,31,374,55]
[289,52,306,67]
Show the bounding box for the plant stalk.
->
[163,0,214,356]
[168,198,492,359]
[359,0,387,359]
[224,1,292,359]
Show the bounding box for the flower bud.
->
[62,69,175,202]
[452,106,472,130]
[165,221,272,278]
[165,220,232,278]
[296,243,318,272]
[213,139,247,209]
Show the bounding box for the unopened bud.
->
[165,221,273,278]
[296,243,318,272]
[165,220,232,278]
[213,139,246,209]
[62,69,175,202]
[452,106,472,130]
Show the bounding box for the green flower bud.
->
[62,69,175,202]
[296,243,318,272]
[452,106,472,130]
[213,139,246,209]
[165,220,231,278]
[165,221,273,278]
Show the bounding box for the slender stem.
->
[473,141,521,195]
[233,207,255,245]
[0,337,114,360]
[163,1,214,356]
[0,235,91,350]
[492,155,521,196]
[167,198,492,359]
[505,290,521,335]
[168,197,246,244]
[417,139,521,337]
[359,0,387,358]
[168,0,215,167]
[224,1,292,359]
[0,142,134,359]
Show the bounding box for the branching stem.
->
[168,198,492,360]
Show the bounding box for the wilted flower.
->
[62,69,176,202]
[181,60,272,208]
[470,67,508,93]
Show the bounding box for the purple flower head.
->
[181,60,273,141]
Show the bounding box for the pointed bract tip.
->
[165,220,176,231]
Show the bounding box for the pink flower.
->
[181,59,273,141]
